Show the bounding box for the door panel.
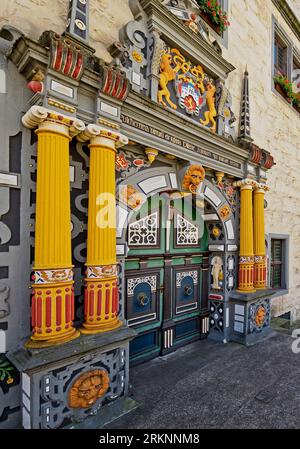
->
[126,269,161,328]
[174,267,200,316]
[125,192,208,365]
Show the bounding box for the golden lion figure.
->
[200,81,217,132]
[182,165,205,194]
[158,53,178,109]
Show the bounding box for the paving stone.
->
[104,331,300,429]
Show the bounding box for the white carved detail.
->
[176,271,198,287]
[176,214,198,246]
[128,212,158,246]
[127,276,157,297]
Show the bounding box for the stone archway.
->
[115,164,238,361]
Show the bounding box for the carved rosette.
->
[218,204,231,221]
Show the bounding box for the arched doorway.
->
[116,161,238,365]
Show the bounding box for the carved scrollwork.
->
[0,284,10,319]
[128,212,158,247]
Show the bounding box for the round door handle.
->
[184,286,192,296]
[137,292,150,307]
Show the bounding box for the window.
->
[272,17,300,112]
[292,57,300,89]
[270,240,283,288]
[197,0,229,47]
[269,237,288,291]
[274,34,288,76]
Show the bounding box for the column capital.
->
[77,124,128,149]
[254,183,270,193]
[22,106,85,138]
[233,178,257,189]
[233,179,270,192]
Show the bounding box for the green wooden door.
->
[124,192,208,365]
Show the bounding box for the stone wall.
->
[0,0,299,320]
[0,0,133,62]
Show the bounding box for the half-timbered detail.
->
[0,0,282,429]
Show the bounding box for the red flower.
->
[207,1,212,6]
[212,11,217,16]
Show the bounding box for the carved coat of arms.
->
[176,77,205,115]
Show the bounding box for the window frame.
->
[267,234,289,296]
[274,33,288,76]
[197,0,229,48]
[271,16,300,113]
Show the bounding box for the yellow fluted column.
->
[22,106,84,348]
[253,186,269,289]
[234,179,256,293]
[77,125,128,334]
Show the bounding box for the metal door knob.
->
[137,292,150,307]
[184,286,192,296]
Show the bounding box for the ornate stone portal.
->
[0,0,276,430]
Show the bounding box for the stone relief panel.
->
[249,299,271,334]
[109,14,150,95]
[28,347,128,429]
[0,285,10,319]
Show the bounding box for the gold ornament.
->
[182,165,205,194]
[200,81,217,132]
[132,51,143,63]
[145,148,159,164]
[212,226,221,238]
[68,370,110,409]
[255,306,266,327]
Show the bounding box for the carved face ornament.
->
[182,165,205,194]
[255,306,266,327]
[68,370,110,409]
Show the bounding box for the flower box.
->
[274,82,293,103]
[293,104,300,114]
[199,10,221,35]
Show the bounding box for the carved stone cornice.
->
[9,36,48,80]
[9,31,130,105]
[122,91,247,177]
[271,0,300,41]
[139,0,235,79]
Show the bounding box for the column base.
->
[80,318,122,335]
[25,328,80,349]
[236,288,256,294]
